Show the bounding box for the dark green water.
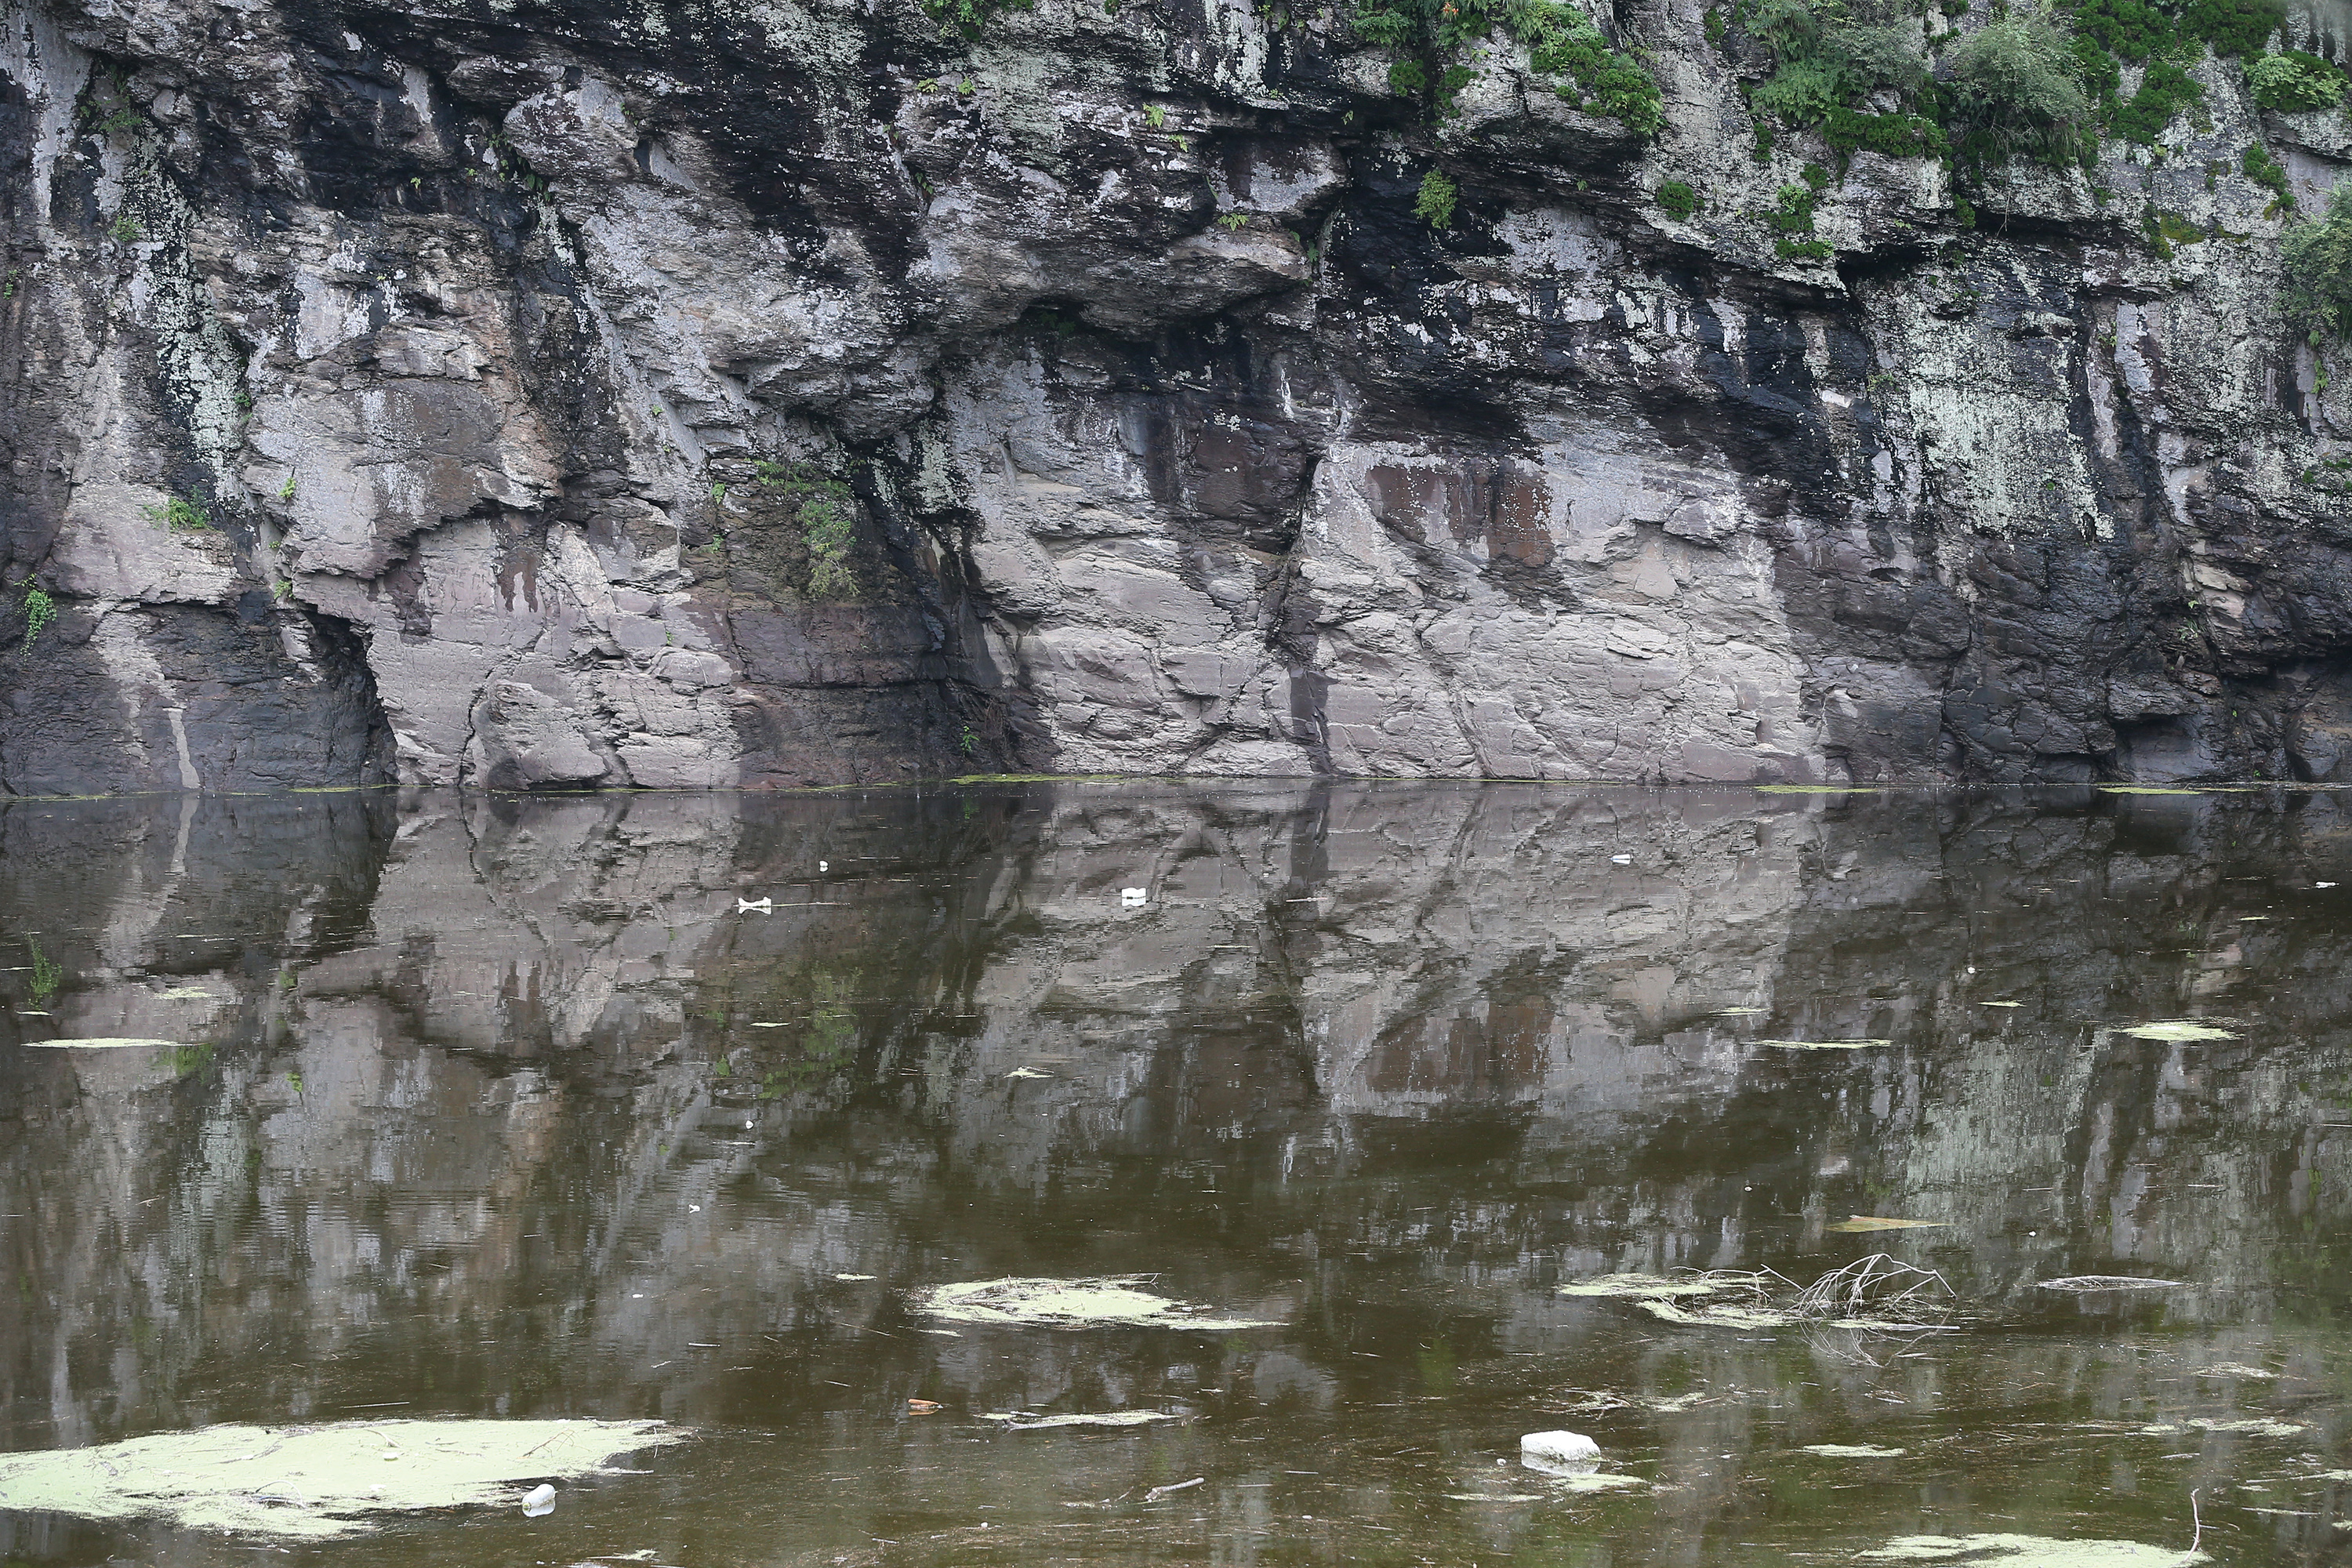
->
[2,782,2350,1566]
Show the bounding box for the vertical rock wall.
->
[4,0,2352,789]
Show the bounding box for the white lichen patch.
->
[1860,1534,2206,1566]
[910,1276,1276,1330]
[0,1418,683,1538]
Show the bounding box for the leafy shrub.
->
[1824,105,1949,158]
[2248,49,2348,111]
[1507,0,1665,130]
[1356,5,1416,45]
[2073,0,2180,63]
[1752,53,1854,122]
[2176,0,2281,56]
[1415,166,1459,228]
[1743,0,1926,130]
[1657,178,1702,218]
[1945,10,2094,162]
[2285,183,2352,340]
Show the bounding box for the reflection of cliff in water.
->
[4,784,2352,1453]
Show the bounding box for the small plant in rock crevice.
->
[1765,162,1835,259]
[142,495,213,533]
[1657,178,1703,219]
[2243,143,2295,213]
[916,0,1030,42]
[1414,166,1459,229]
[751,460,859,599]
[20,587,55,647]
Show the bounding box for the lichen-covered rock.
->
[2,0,2350,789]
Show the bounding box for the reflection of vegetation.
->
[163,1040,213,1076]
[27,939,60,1004]
[702,964,866,1099]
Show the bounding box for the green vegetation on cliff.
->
[1353,0,1665,132]
[2286,185,2352,343]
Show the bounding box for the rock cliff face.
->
[3,0,2351,789]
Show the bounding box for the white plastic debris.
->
[521,1483,555,1516]
[1609,855,1631,866]
[1120,887,1148,906]
[818,861,829,871]
[736,896,771,914]
[1519,1431,1602,1475]
[2320,882,2338,889]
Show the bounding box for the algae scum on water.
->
[909,1276,1278,1330]
[0,1418,684,1537]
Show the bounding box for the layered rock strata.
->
[4,0,2352,787]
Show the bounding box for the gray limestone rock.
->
[3,0,2351,789]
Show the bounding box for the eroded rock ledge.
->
[2,0,2350,789]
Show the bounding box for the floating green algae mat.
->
[2096,786,2242,797]
[19,1037,182,1048]
[978,1410,1177,1429]
[912,1276,1277,1330]
[1860,1535,2205,1566]
[1557,1273,1721,1298]
[2117,1021,2237,1042]
[0,1418,683,1537]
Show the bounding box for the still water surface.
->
[3,782,2351,1566]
